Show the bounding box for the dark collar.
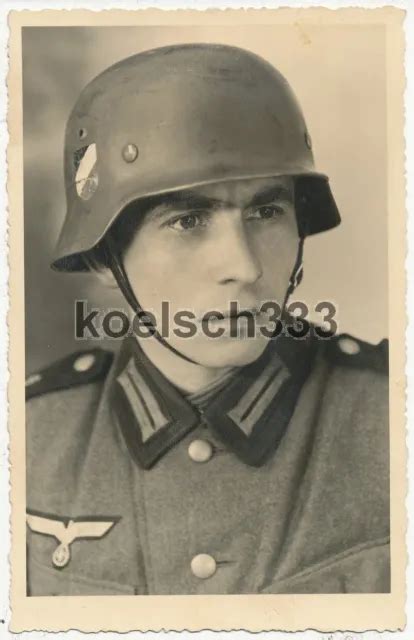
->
[111,332,318,470]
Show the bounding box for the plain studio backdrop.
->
[22,25,388,372]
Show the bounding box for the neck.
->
[136,334,233,394]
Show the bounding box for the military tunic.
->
[25,329,390,595]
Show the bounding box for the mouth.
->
[198,308,261,322]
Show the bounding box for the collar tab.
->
[112,333,318,469]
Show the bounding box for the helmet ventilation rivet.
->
[79,127,88,140]
[122,143,139,163]
[304,131,312,150]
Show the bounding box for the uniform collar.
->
[111,331,318,470]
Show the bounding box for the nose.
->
[211,213,263,285]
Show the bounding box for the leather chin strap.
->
[283,237,304,306]
[103,234,304,367]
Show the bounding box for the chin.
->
[172,335,270,369]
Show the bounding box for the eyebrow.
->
[248,185,293,208]
[149,184,294,221]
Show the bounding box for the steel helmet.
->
[52,43,340,271]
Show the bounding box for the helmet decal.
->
[74,143,98,201]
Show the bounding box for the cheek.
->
[123,232,194,309]
[254,224,299,287]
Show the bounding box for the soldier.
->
[25,44,389,595]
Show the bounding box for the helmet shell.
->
[52,43,340,271]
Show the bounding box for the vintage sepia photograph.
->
[8,7,406,633]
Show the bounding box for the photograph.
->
[7,7,406,633]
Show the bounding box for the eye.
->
[167,212,208,232]
[248,204,286,221]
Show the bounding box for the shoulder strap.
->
[25,349,115,401]
[324,334,388,374]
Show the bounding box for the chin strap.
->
[103,234,305,365]
[282,238,305,309]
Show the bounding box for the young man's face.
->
[123,176,299,368]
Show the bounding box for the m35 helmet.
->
[52,43,340,271]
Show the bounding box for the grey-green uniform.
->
[26,328,389,595]
[26,43,390,595]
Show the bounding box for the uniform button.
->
[338,337,360,355]
[188,439,213,463]
[191,554,217,579]
[73,353,96,372]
